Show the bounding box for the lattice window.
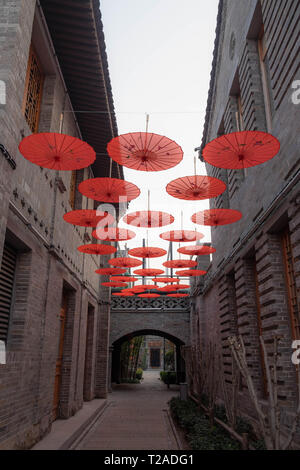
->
[0,243,17,343]
[281,228,300,340]
[254,261,268,397]
[22,45,44,133]
[69,170,77,209]
[258,27,273,132]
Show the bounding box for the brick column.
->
[94,300,110,398]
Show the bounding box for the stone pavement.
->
[75,370,180,450]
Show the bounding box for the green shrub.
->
[160,371,177,384]
[136,368,143,380]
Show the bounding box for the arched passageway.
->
[111,329,186,387]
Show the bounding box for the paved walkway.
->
[76,370,180,450]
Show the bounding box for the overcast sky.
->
[100,0,219,268]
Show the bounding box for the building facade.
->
[191,0,300,442]
[0,0,121,449]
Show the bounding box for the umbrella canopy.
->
[107,132,183,171]
[177,245,216,256]
[63,209,114,227]
[191,208,242,226]
[138,293,161,298]
[158,284,190,292]
[152,278,180,284]
[133,284,158,290]
[202,130,280,169]
[128,246,167,258]
[166,175,226,200]
[163,259,197,269]
[159,230,204,242]
[19,132,95,170]
[167,293,189,297]
[133,268,164,276]
[92,227,136,242]
[108,257,142,268]
[123,211,174,228]
[77,243,116,255]
[129,286,148,293]
[95,268,127,275]
[101,281,128,287]
[175,269,207,276]
[112,292,134,297]
[78,177,140,203]
[110,276,137,282]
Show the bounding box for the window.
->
[22,44,44,133]
[0,243,17,343]
[235,94,244,132]
[69,171,77,209]
[258,28,273,132]
[281,228,300,340]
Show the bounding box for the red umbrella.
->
[108,257,142,268]
[63,209,114,227]
[167,293,189,297]
[77,243,116,255]
[92,227,136,242]
[166,175,226,200]
[78,177,140,203]
[152,278,180,284]
[19,132,95,170]
[112,292,134,297]
[128,247,167,258]
[95,268,127,275]
[202,130,280,169]
[109,276,137,282]
[178,245,216,256]
[129,286,148,293]
[175,269,207,276]
[158,284,189,292]
[134,284,158,290]
[133,268,164,276]
[163,259,197,269]
[159,230,204,242]
[191,208,242,226]
[101,281,128,287]
[107,132,183,172]
[138,293,161,298]
[123,211,174,228]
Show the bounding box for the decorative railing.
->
[111,296,190,311]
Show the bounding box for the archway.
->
[111,329,186,387]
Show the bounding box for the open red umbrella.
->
[77,243,116,255]
[123,211,174,228]
[19,132,95,170]
[191,208,242,226]
[152,278,180,284]
[202,130,280,169]
[167,293,189,297]
[128,247,167,258]
[166,175,226,200]
[78,177,140,203]
[63,209,114,227]
[95,268,127,275]
[175,269,207,276]
[138,293,161,298]
[158,284,190,292]
[163,259,197,269]
[133,268,164,276]
[177,245,216,256]
[110,276,137,282]
[107,132,183,172]
[101,281,128,287]
[159,230,204,242]
[108,257,142,268]
[92,227,136,242]
[134,284,158,290]
[129,286,148,293]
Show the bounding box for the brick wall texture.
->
[0,1,113,449]
[191,0,300,444]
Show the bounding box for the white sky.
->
[100,0,219,269]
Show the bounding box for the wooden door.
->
[150,348,160,368]
[53,292,68,421]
